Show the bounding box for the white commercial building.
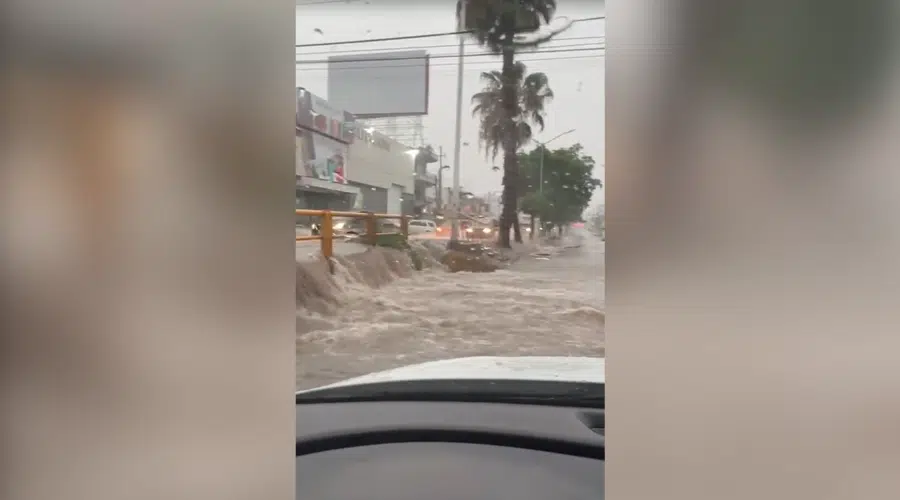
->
[345,127,415,215]
[296,87,414,214]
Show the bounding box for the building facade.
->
[412,147,439,216]
[296,87,360,211]
[296,87,415,215]
[345,126,415,214]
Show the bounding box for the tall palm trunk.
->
[499,167,515,248]
[499,46,522,247]
[513,210,522,243]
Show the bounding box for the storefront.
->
[296,87,360,210]
[345,127,415,215]
[298,130,347,183]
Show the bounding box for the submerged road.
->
[296,229,605,390]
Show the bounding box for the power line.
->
[420,53,604,69]
[297,53,604,72]
[294,15,606,48]
[296,0,361,5]
[296,29,467,49]
[297,46,603,65]
[296,53,604,74]
[298,43,602,67]
[297,35,605,56]
[569,15,606,23]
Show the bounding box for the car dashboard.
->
[296,400,604,500]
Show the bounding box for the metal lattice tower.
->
[359,116,425,148]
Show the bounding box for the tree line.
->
[518,144,601,237]
[458,0,601,247]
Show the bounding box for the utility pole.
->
[437,165,450,212]
[539,146,545,194]
[534,129,576,235]
[449,2,465,244]
[536,128,576,194]
[436,146,444,211]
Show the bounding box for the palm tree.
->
[457,0,565,248]
[472,63,553,244]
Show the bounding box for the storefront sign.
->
[297,87,355,143]
[297,87,398,152]
[352,126,393,152]
[297,128,348,184]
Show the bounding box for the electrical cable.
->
[296,53,604,73]
[296,0,362,5]
[297,36,605,56]
[295,15,605,48]
[297,46,603,65]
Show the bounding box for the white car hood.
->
[298,356,605,394]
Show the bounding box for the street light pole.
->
[437,164,450,210]
[449,3,465,244]
[539,146,545,194]
[536,128,576,195]
[436,146,444,210]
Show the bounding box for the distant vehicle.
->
[380,220,401,233]
[465,222,494,240]
[332,217,401,237]
[486,218,531,234]
[408,219,438,235]
[332,217,365,236]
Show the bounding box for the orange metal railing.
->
[296,209,409,261]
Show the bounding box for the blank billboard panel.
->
[327,50,429,118]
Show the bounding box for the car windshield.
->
[295,3,605,399]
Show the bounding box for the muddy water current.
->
[296,229,605,390]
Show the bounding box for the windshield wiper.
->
[295,379,604,409]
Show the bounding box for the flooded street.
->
[296,229,605,390]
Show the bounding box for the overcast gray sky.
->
[296,0,605,209]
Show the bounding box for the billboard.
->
[296,88,351,184]
[326,50,430,118]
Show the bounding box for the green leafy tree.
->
[519,191,550,238]
[517,143,601,234]
[457,0,567,248]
